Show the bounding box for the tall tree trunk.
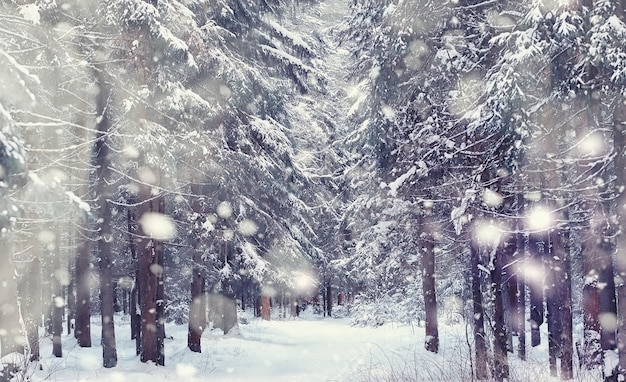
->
[188,185,205,352]
[138,189,166,366]
[528,234,544,348]
[421,228,438,353]
[188,244,205,352]
[19,255,40,361]
[516,196,527,361]
[491,245,509,380]
[127,200,141,355]
[555,224,574,380]
[471,241,488,380]
[325,284,332,318]
[67,271,75,336]
[155,219,165,366]
[52,231,63,358]
[94,69,117,368]
[545,233,560,377]
[261,294,271,320]
[75,207,92,347]
[613,90,626,377]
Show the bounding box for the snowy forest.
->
[1,0,626,381]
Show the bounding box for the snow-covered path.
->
[29,312,435,382]
[28,310,594,381]
[207,315,418,381]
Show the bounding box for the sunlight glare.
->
[526,205,554,232]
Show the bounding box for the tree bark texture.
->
[52,231,63,358]
[491,245,509,380]
[421,230,438,353]
[75,207,92,347]
[261,295,271,320]
[138,189,166,366]
[188,185,206,352]
[94,69,117,368]
[471,241,488,380]
[528,234,544,348]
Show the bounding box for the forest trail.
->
[31,311,433,382]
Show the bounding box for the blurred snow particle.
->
[118,276,134,291]
[149,264,164,277]
[219,85,232,98]
[526,205,554,232]
[474,220,502,245]
[176,363,197,378]
[369,65,381,80]
[262,284,277,298]
[54,296,65,308]
[237,219,258,236]
[20,4,40,25]
[381,105,396,121]
[223,229,235,241]
[449,74,483,119]
[139,212,177,240]
[486,10,514,29]
[600,312,618,332]
[404,40,428,70]
[123,145,140,159]
[294,272,316,293]
[138,167,158,185]
[38,230,56,251]
[482,189,504,208]
[520,260,544,285]
[578,131,605,157]
[216,201,233,219]
[54,268,71,286]
[524,191,542,202]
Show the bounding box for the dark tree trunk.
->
[127,200,141,354]
[19,256,40,361]
[506,272,518,336]
[492,245,509,380]
[188,185,205,352]
[421,229,438,353]
[528,235,544,348]
[67,274,75,335]
[155,230,165,366]
[52,232,63,358]
[41,245,53,336]
[545,233,560,377]
[255,293,261,318]
[138,190,166,366]
[75,212,92,347]
[326,284,332,318]
[517,270,527,360]
[94,69,117,368]
[516,198,527,361]
[598,237,618,352]
[555,224,574,380]
[188,248,205,352]
[614,96,626,378]
[471,241,488,380]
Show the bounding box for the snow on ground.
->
[28,308,429,382]
[21,307,602,382]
